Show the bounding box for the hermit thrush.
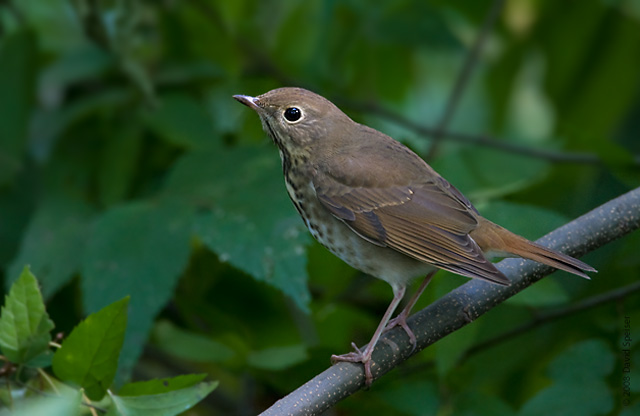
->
[234,87,595,386]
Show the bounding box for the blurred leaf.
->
[52,297,129,401]
[0,266,54,364]
[143,93,220,150]
[8,197,94,298]
[453,391,516,416]
[431,148,549,203]
[519,339,615,416]
[118,374,208,396]
[547,339,614,382]
[518,380,612,416]
[108,381,218,416]
[506,277,568,307]
[247,344,308,371]
[40,45,113,94]
[435,320,478,377]
[0,387,82,416]
[0,30,37,186]
[377,379,440,416]
[98,124,144,206]
[164,146,311,311]
[152,320,234,363]
[81,201,192,379]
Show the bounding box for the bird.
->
[233,87,596,386]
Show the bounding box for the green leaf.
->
[0,387,82,416]
[8,197,94,298]
[247,344,308,371]
[164,146,311,311]
[0,266,54,364]
[377,380,440,416]
[506,278,569,307]
[108,381,218,416]
[152,320,234,363]
[118,374,208,396]
[81,201,192,379]
[519,380,613,416]
[519,339,615,416]
[52,297,129,401]
[0,30,37,186]
[435,320,478,377]
[143,93,220,150]
[547,339,614,382]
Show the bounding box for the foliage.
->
[0,268,216,415]
[0,0,639,415]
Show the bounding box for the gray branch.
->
[259,187,640,416]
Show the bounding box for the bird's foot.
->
[383,312,417,353]
[331,342,374,387]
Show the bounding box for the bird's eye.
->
[283,107,302,123]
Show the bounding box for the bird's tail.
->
[471,217,596,279]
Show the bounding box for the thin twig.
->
[467,280,640,356]
[425,0,506,161]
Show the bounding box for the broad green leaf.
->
[377,380,440,416]
[108,381,218,416]
[431,148,549,203]
[81,201,191,379]
[0,30,36,186]
[453,391,516,416]
[0,266,54,364]
[506,278,569,307]
[152,320,234,363]
[143,93,220,150]
[0,387,82,416]
[435,320,478,377]
[547,339,614,381]
[97,124,144,206]
[52,297,129,401]
[519,339,615,416]
[119,374,208,396]
[247,344,308,371]
[164,146,311,310]
[8,197,94,298]
[518,380,613,416]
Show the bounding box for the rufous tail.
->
[472,217,596,279]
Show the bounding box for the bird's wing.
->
[312,144,509,285]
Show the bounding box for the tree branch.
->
[425,0,506,161]
[259,187,640,416]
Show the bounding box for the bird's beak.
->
[233,94,260,111]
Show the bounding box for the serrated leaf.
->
[164,146,311,311]
[7,197,94,299]
[81,201,192,380]
[118,374,208,396]
[52,297,129,401]
[0,266,54,364]
[108,381,218,416]
[152,320,234,363]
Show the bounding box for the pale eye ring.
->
[283,107,302,123]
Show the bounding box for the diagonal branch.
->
[425,0,506,161]
[259,187,640,416]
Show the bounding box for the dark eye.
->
[283,107,302,122]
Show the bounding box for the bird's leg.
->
[331,285,406,387]
[383,271,436,352]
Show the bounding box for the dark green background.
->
[0,0,639,414]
